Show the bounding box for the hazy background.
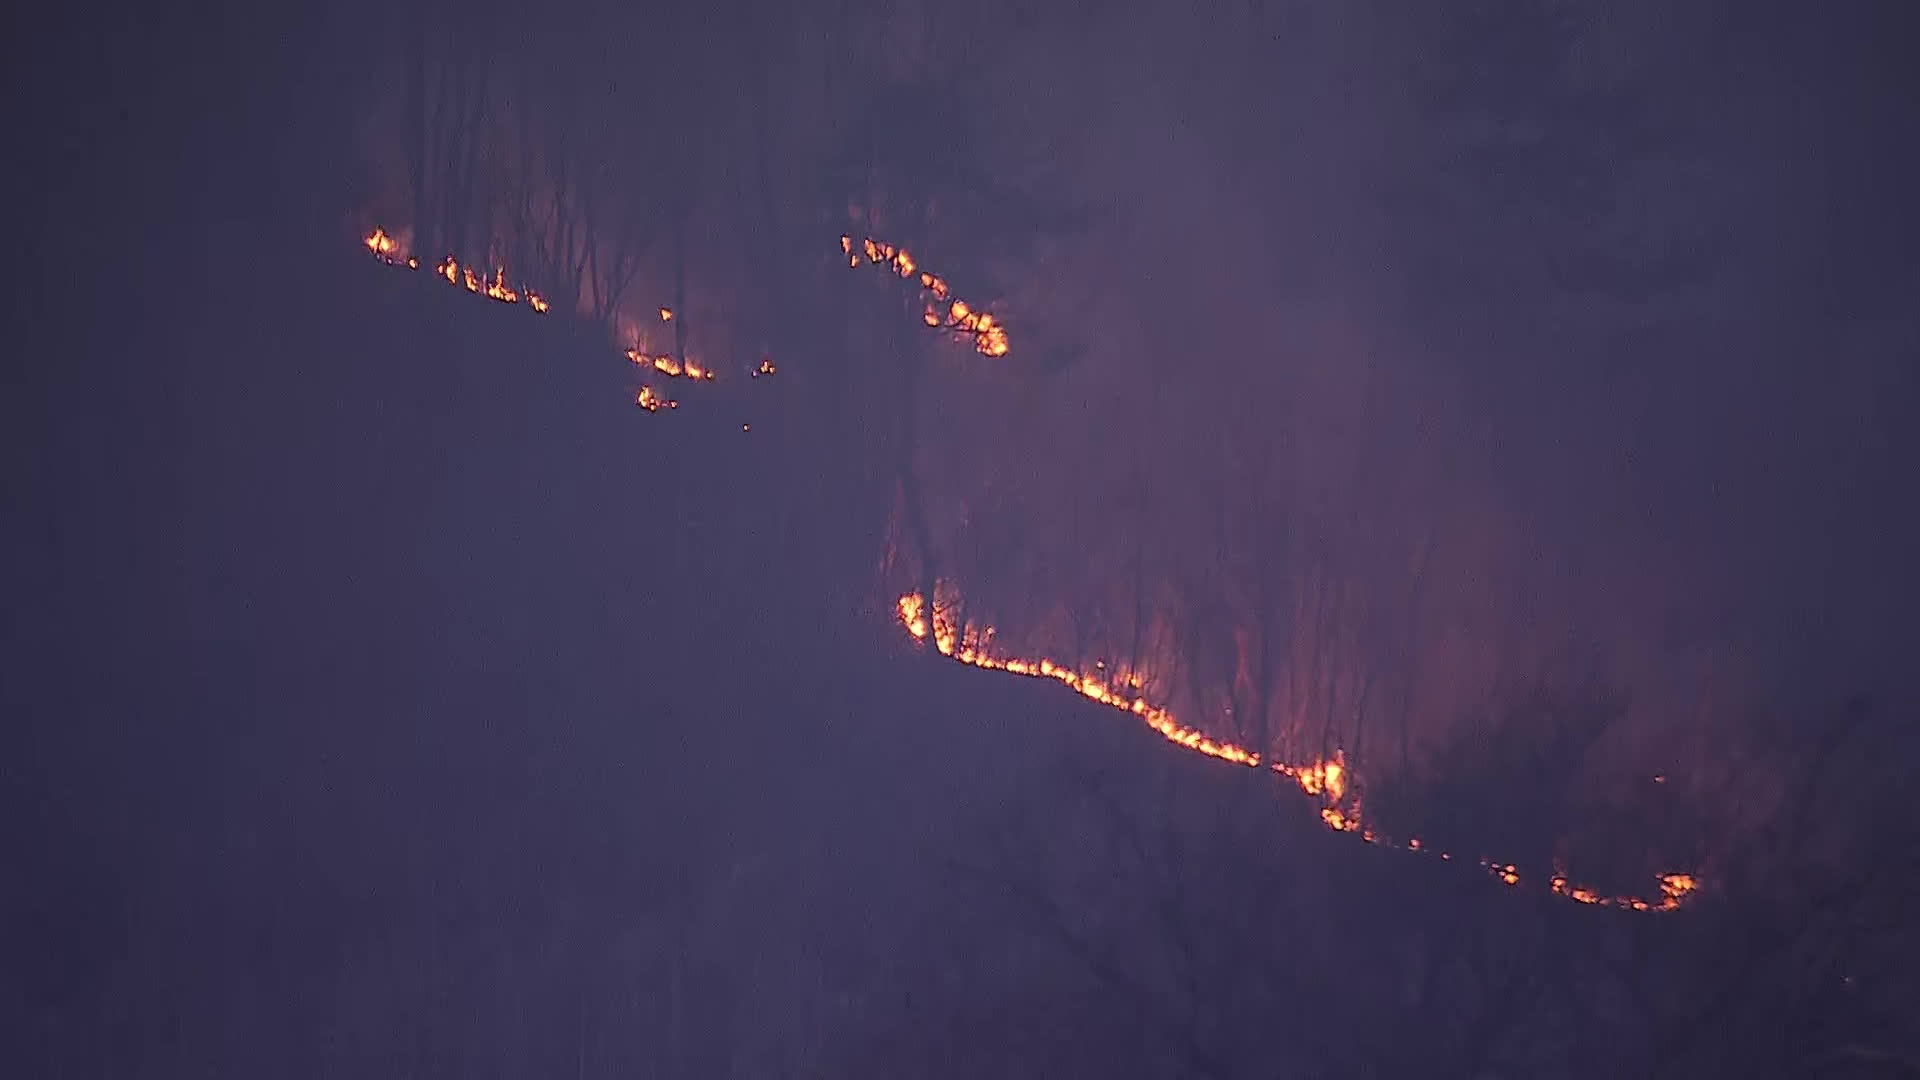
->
[7,2,1918,1074]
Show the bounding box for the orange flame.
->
[363,228,551,318]
[898,583,1701,913]
[359,229,1699,913]
[363,227,726,412]
[626,347,715,381]
[843,235,1011,358]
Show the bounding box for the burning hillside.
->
[841,234,1012,358]
[363,225,1008,418]
[897,588,1699,912]
[363,228,731,415]
[365,228,554,314]
[357,224,1698,914]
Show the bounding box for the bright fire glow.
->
[364,227,726,412]
[627,347,715,381]
[842,235,1012,358]
[363,228,551,317]
[361,225,1698,912]
[898,584,1701,913]
[366,226,1005,425]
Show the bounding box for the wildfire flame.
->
[364,227,721,412]
[842,235,1012,358]
[627,347,714,381]
[359,226,1699,912]
[634,385,679,412]
[898,586,1701,913]
[363,228,551,316]
[367,226,1006,427]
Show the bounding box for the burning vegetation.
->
[360,223,1698,914]
[842,234,1011,358]
[364,226,1009,419]
[898,586,1700,913]
[365,228,553,314]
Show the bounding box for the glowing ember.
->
[363,228,551,316]
[1659,873,1697,906]
[364,226,1000,426]
[634,385,678,412]
[842,235,1012,357]
[897,583,1702,913]
[627,347,715,381]
[358,226,1698,912]
[363,226,728,415]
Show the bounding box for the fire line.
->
[897,589,1699,913]
[358,226,1699,913]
